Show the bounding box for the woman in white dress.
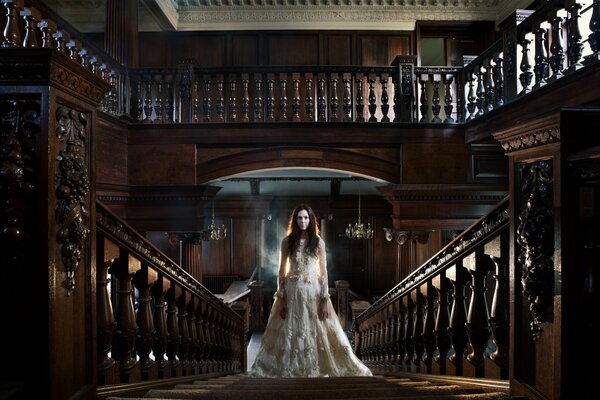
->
[250,204,372,377]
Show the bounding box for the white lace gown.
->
[250,237,372,377]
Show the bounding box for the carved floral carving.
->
[517,160,554,341]
[0,99,40,265]
[499,126,560,152]
[55,106,91,295]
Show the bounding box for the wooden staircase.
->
[105,374,511,400]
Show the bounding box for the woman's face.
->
[296,209,310,231]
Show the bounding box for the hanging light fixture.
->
[202,199,227,241]
[346,180,373,240]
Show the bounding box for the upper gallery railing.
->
[2,0,599,124]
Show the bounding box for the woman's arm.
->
[274,237,289,319]
[317,237,329,320]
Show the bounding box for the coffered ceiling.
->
[42,0,534,32]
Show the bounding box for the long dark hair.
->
[286,204,320,256]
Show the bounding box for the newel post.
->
[0,48,110,399]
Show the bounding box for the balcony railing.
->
[2,1,598,126]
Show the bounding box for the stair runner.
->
[106,374,510,400]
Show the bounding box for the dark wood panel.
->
[402,143,470,183]
[230,218,258,279]
[128,143,195,185]
[325,35,351,65]
[139,32,170,66]
[387,36,411,64]
[232,34,259,65]
[359,36,388,66]
[202,216,230,276]
[267,34,319,65]
[96,118,128,185]
[171,34,227,66]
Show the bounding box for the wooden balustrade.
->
[95,201,245,392]
[355,197,510,379]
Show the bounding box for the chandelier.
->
[202,200,227,241]
[346,182,373,240]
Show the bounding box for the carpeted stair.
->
[106,374,510,400]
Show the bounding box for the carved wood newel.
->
[517,160,554,341]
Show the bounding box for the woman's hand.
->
[279,299,288,319]
[318,298,329,320]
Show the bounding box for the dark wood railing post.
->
[132,264,158,380]
[485,232,509,379]
[176,290,192,375]
[447,261,470,376]
[420,281,437,373]
[249,280,264,331]
[97,236,119,385]
[150,275,170,378]
[110,250,142,382]
[432,272,452,375]
[464,248,493,378]
[165,281,182,377]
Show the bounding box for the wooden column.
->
[0,48,109,399]
[104,0,138,67]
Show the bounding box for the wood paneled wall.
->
[137,30,413,67]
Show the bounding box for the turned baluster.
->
[2,0,22,48]
[213,313,224,372]
[317,73,326,122]
[330,73,340,121]
[432,273,452,375]
[133,79,143,122]
[228,73,237,122]
[548,10,565,81]
[142,78,153,123]
[266,73,276,121]
[132,265,158,380]
[486,233,509,379]
[430,74,442,122]
[240,74,250,122]
[403,295,415,368]
[193,80,200,122]
[380,73,390,122]
[418,76,429,123]
[97,237,119,385]
[66,39,81,64]
[474,64,485,117]
[52,29,68,54]
[203,74,212,122]
[342,73,352,121]
[254,73,263,121]
[187,297,199,374]
[382,308,391,367]
[367,73,377,122]
[203,306,215,372]
[165,282,182,376]
[153,78,164,123]
[465,73,477,121]
[396,300,407,370]
[442,74,455,123]
[355,73,365,122]
[533,22,549,89]
[390,302,399,367]
[565,0,583,73]
[291,73,301,121]
[176,291,191,374]
[447,261,470,376]
[493,51,504,107]
[464,248,493,377]
[304,73,314,121]
[110,251,141,382]
[151,276,170,378]
[37,19,56,49]
[420,281,437,373]
[164,79,174,123]
[412,290,425,371]
[279,73,288,121]
[483,59,495,112]
[20,7,39,48]
[215,74,225,122]
[519,35,533,94]
[588,0,600,60]
[194,299,206,373]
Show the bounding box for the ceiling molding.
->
[42,0,535,32]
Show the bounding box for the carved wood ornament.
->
[0,99,40,266]
[516,160,554,341]
[55,106,90,295]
